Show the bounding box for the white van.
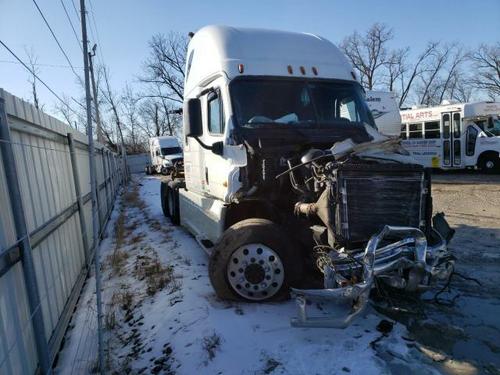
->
[366,91,401,137]
[147,136,183,175]
[400,102,500,171]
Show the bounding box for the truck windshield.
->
[230,79,375,128]
[474,117,500,137]
[161,146,182,155]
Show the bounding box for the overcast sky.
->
[1,0,499,116]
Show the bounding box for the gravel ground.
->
[395,172,500,374]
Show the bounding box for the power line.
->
[59,0,83,53]
[0,59,83,69]
[88,0,105,67]
[0,39,79,117]
[31,0,83,84]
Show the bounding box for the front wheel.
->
[479,154,499,173]
[209,218,303,302]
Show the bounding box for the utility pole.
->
[89,44,104,144]
[79,0,104,373]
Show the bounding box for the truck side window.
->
[408,123,422,139]
[424,121,440,139]
[208,90,224,134]
[466,126,478,156]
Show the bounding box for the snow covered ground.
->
[55,173,499,375]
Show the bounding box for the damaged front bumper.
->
[291,216,455,328]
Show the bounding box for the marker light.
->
[312,67,318,76]
[300,66,306,75]
[287,65,293,74]
[238,64,244,73]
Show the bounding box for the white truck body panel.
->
[366,91,401,137]
[400,102,500,169]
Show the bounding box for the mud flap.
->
[433,212,455,244]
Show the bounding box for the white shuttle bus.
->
[400,102,500,171]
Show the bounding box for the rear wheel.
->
[167,182,181,225]
[160,181,170,217]
[209,218,303,302]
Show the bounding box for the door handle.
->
[205,167,209,185]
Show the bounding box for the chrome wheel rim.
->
[486,160,494,169]
[227,243,285,300]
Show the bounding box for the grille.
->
[336,164,426,247]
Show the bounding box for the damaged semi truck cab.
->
[161,25,455,327]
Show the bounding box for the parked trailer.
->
[146,136,183,175]
[400,102,500,171]
[160,26,454,327]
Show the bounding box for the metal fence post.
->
[67,133,91,268]
[101,148,110,216]
[0,98,51,373]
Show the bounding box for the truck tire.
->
[167,181,181,225]
[479,154,499,173]
[160,181,170,218]
[209,218,303,302]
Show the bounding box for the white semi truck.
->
[160,26,454,327]
[400,102,500,171]
[146,136,183,175]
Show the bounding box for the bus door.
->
[441,112,462,167]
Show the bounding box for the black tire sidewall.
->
[480,156,499,173]
[209,218,303,302]
[160,182,170,217]
[168,185,180,225]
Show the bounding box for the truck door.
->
[442,112,462,167]
[200,88,227,199]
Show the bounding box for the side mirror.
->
[184,98,202,137]
[211,141,223,156]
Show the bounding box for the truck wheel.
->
[167,183,180,225]
[160,181,170,218]
[479,155,499,173]
[209,218,303,302]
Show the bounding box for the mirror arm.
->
[192,136,213,150]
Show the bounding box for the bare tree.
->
[140,32,188,104]
[448,71,474,103]
[101,66,124,151]
[340,23,394,90]
[469,43,500,99]
[24,47,43,110]
[54,94,83,131]
[397,42,439,106]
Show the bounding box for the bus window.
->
[466,126,478,156]
[408,123,423,139]
[401,124,407,139]
[443,114,450,139]
[453,113,461,138]
[424,121,440,139]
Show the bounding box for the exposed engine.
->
[278,137,455,327]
